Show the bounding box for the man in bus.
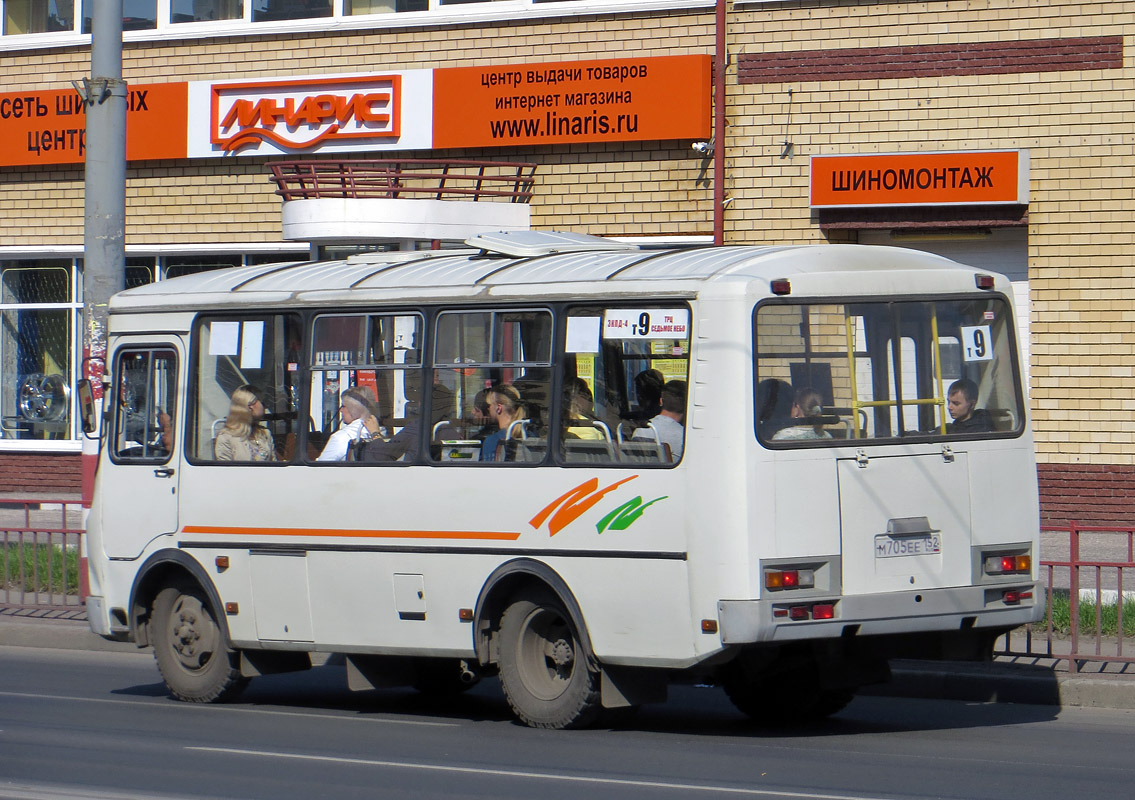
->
[632,379,686,461]
[946,378,993,434]
[317,386,381,461]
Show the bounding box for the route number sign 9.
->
[960,325,993,362]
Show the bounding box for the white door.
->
[838,451,974,596]
[101,340,183,559]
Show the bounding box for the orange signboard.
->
[432,55,712,149]
[0,82,188,168]
[810,151,1027,208]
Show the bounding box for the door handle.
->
[154,467,175,478]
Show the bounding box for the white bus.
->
[84,231,1042,729]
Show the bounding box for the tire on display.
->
[497,591,601,729]
[152,581,248,703]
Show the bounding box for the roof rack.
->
[465,230,641,258]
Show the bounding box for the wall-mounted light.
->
[691,139,713,156]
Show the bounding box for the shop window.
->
[170,0,243,23]
[81,0,157,31]
[126,258,155,290]
[345,0,425,13]
[3,0,73,33]
[0,263,74,442]
[252,0,331,22]
[165,256,238,279]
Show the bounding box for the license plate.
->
[874,533,941,559]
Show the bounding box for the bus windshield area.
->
[754,296,1024,444]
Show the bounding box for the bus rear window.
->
[754,297,1024,444]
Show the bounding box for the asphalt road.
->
[2,645,1135,800]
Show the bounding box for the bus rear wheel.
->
[152,582,248,703]
[498,592,601,729]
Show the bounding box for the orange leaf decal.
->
[529,476,638,536]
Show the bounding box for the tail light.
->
[984,553,1031,576]
[773,601,837,621]
[765,568,816,591]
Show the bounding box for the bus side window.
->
[559,306,690,466]
[190,314,301,463]
[430,308,552,465]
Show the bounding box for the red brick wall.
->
[1037,463,1135,527]
[0,452,82,497]
[738,36,1123,84]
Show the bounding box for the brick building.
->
[0,0,1131,523]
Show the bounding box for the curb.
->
[863,658,1135,710]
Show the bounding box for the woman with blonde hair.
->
[215,384,277,461]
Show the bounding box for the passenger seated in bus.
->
[317,386,382,462]
[564,377,604,440]
[772,387,833,441]
[632,379,686,460]
[621,369,665,423]
[356,376,454,462]
[480,383,526,462]
[756,378,794,439]
[467,388,496,440]
[214,384,277,462]
[946,378,993,434]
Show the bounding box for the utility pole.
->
[81,1,126,511]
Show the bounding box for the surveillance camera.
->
[691,141,712,155]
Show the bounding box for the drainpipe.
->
[81,1,127,558]
[713,0,727,245]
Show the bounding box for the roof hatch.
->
[465,230,641,258]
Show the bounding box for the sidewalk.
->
[4,605,1135,710]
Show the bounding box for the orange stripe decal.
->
[180,526,521,541]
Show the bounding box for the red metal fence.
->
[996,522,1135,672]
[0,498,85,611]
[269,159,537,203]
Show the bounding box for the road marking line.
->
[0,691,456,727]
[186,746,911,800]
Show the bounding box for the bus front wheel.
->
[497,592,601,729]
[152,582,248,703]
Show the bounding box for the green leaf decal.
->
[595,495,668,533]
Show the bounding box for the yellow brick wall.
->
[2,1,1134,469]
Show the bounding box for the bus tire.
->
[498,592,601,729]
[152,581,248,703]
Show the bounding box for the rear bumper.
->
[718,583,1044,644]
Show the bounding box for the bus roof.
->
[109,232,990,313]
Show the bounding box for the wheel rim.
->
[166,593,219,672]
[515,605,576,701]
